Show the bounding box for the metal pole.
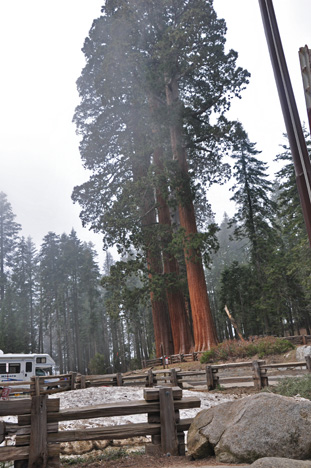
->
[299,45,311,135]
[259,0,311,245]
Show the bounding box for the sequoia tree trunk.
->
[144,196,174,357]
[165,76,218,351]
[132,133,174,358]
[153,146,194,354]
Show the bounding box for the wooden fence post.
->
[305,355,311,372]
[28,395,48,468]
[252,360,261,390]
[206,365,216,390]
[29,376,39,396]
[144,387,183,456]
[147,369,154,387]
[159,388,178,456]
[0,421,5,444]
[80,375,86,389]
[170,368,178,387]
[70,372,77,390]
[116,373,123,386]
[252,361,268,390]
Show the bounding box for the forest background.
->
[1,0,311,375]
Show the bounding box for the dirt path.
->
[61,453,249,467]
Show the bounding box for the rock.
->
[60,439,111,455]
[251,458,311,467]
[296,345,311,361]
[187,393,311,464]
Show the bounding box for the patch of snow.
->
[1,386,241,455]
[49,386,238,430]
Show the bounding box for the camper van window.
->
[35,368,46,376]
[36,357,46,363]
[26,362,32,372]
[0,364,6,373]
[9,364,20,373]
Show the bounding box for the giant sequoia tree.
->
[73,0,250,352]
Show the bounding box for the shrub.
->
[266,374,311,400]
[88,353,108,374]
[256,337,294,358]
[200,337,294,364]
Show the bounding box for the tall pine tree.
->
[73,0,250,352]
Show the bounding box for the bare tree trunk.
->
[224,305,245,342]
[72,275,83,373]
[165,76,218,351]
[38,285,44,353]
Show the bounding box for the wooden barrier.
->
[2,356,310,400]
[0,397,60,467]
[143,335,311,368]
[30,373,76,396]
[0,387,200,466]
[0,373,76,399]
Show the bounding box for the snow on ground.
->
[1,386,241,456]
[49,386,239,430]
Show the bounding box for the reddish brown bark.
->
[165,76,218,351]
[153,146,194,354]
[132,137,174,358]
[147,255,174,358]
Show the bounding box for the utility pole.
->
[259,0,311,245]
[299,45,311,135]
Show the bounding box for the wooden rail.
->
[2,357,311,398]
[0,373,77,399]
[0,387,200,467]
[74,357,311,391]
[142,335,311,368]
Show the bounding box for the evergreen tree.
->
[273,132,311,333]
[229,126,276,266]
[11,236,39,351]
[0,192,21,349]
[72,0,250,352]
[219,261,256,337]
[0,192,21,302]
[227,126,278,334]
[206,213,249,340]
[39,232,63,366]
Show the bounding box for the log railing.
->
[142,334,311,368]
[1,357,311,398]
[74,358,311,391]
[0,373,77,398]
[0,387,200,467]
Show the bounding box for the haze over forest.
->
[0,0,311,373]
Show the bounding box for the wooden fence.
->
[72,357,311,391]
[0,373,77,398]
[0,387,200,467]
[1,356,311,399]
[142,334,311,368]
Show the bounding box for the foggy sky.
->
[0,0,310,266]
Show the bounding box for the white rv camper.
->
[0,352,56,383]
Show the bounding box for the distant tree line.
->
[2,0,311,374]
[206,130,311,340]
[0,191,154,374]
[1,126,310,373]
